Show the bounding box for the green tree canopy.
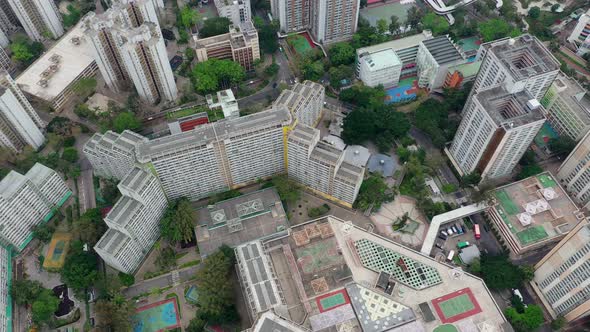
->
[271,175,301,203]
[421,12,449,35]
[10,36,44,66]
[405,7,423,29]
[32,223,55,243]
[118,272,135,287]
[339,85,386,109]
[341,106,410,152]
[329,42,356,66]
[377,19,389,35]
[160,198,196,244]
[258,20,280,54]
[389,15,400,35]
[199,17,232,38]
[505,305,545,332]
[191,58,245,94]
[478,19,520,42]
[63,4,81,27]
[61,241,99,294]
[62,147,79,163]
[179,6,200,28]
[329,65,354,88]
[95,285,135,331]
[528,6,541,19]
[113,112,142,133]
[354,175,395,211]
[480,254,524,289]
[517,164,543,180]
[548,136,576,157]
[11,279,44,306]
[31,289,60,325]
[73,208,107,246]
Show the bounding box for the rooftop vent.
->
[37,79,48,88]
[380,160,385,165]
[49,54,61,63]
[71,36,81,45]
[526,99,541,111]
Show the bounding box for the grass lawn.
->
[166,107,206,120]
[207,108,224,122]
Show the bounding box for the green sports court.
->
[432,288,482,323]
[316,289,350,313]
[516,226,549,245]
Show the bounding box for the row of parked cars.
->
[438,223,467,241]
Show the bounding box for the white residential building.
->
[206,89,239,119]
[214,0,251,26]
[540,72,590,142]
[0,70,45,152]
[83,130,148,181]
[115,0,161,28]
[117,22,177,104]
[358,49,402,88]
[0,163,70,250]
[567,9,590,56]
[271,0,310,34]
[287,124,365,207]
[273,80,324,127]
[94,167,167,273]
[532,219,590,322]
[449,87,545,180]
[470,34,560,101]
[7,0,63,41]
[0,0,19,35]
[557,130,590,210]
[416,35,465,90]
[0,244,11,332]
[136,107,291,201]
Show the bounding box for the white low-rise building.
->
[206,89,239,119]
[0,163,70,250]
[94,167,167,273]
[358,48,402,88]
[416,35,466,90]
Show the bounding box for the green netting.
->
[354,238,442,289]
[516,226,549,245]
[537,174,557,188]
[434,324,459,332]
[438,294,475,318]
[320,293,346,310]
[495,190,520,215]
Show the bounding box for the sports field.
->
[516,226,549,245]
[534,123,558,148]
[43,233,72,270]
[287,33,315,56]
[316,289,350,313]
[132,298,181,332]
[432,288,482,323]
[537,174,557,188]
[295,238,343,274]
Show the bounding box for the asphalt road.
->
[122,265,201,298]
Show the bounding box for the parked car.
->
[451,226,459,234]
[435,243,444,249]
[438,235,447,241]
[440,230,448,236]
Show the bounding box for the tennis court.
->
[432,288,482,323]
[132,298,181,332]
[316,289,350,313]
[516,226,549,245]
[537,174,557,188]
[495,190,520,215]
[287,33,315,56]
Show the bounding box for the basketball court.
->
[316,289,351,313]
[431,288,482,324]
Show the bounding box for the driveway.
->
[409,126,460,186]
[122,265,201,298]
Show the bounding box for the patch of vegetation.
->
[307,204,331,218]
[160,198,196,245]
[354,175,395,211]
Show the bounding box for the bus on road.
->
[474,224,481,239]
[457,241,470,249]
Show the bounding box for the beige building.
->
[486,172,586,258]
[273,81,324,127]
[557,130,590,210]
[194,23,260,71]
[531,218,590,322]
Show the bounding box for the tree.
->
[329,65,354,88]
[517,164,543,180]
[377,19,389,35]
[406,7,423,29]
[62,4,81,27]
[421,12,449,35]
[31,289,59,325]
[467,258,481,274]
[389,15,400,35]
[32,223,55,243]
[300,56,324,81]
[341,109,376,145]
[191,58,246,94]
[329,43,356,66]
[264,63,279,77]
[155,245,177,270]
[73,208,107,246]
[113,112,142,133]
[479,19,520,42]
[61,147,78,163]
[339,85,386,109]
[461,172,481,187]
[160,198,196,244]
[271,175,301,203]
[63,136,76,147]
[95,287,135,331]
[199,17,232,38]
[179,6,200,28]
[520,265,535,282]
[505,305,545,332]
[354,175,395,210]
[528,6,541,18]
[551,316,566,331]
[118,272,135,287]
[480,254,524,289]
[550,4,560,13]
[61,241,99,294]
[258,20,280,54]
[548,137,576,157]
[10,36,44,66]
[71,77,97,98]
[11,279,44,306]
[101,179,120,206]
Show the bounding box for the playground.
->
[132,298,181,332]
[431,288,482,324]
[286,32,316,56]
[316,289,351,313]
[43,233,72,270]
[534,123,559,150]
[295,237,343,274]
[385,77,420,104]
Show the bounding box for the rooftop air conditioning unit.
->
[71,36,81,45]
[38,79,48,87]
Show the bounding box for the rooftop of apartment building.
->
[84,130,147,153]
[361,48,402,70]
[0,163,55,198]
[550,72,590,121]
[194,23,256,49]
[136,106,290,159]
[489,172,585,249]
[257,216,509,332]
[120,167,151,192]
[195,187,289,257]
[106,196,141,226]
[95,228,131,256]
[476,86,545,128]
[484,34,560,81]
[249,312,310,332]
[356,30,433,56]
[447,61,482,78]
[275,81,322,111]
[16,18,95,103]
[421,35,465,65]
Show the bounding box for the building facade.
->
[416,35,465,90]
[271,0,310,34]
[214,0,251,26]
[287,124,365,206]
[83,130,148,181]
[7,0,63,41]
[358,49,402,88]
[567,9,590,56]
[0,70,45,152]
[115,0,161,28]
[0,163,70,250]
[449,87,545,180]
[94,167,167,273]
[540,72,590,142]
[117,22,178,104]
[194,23,260,71]
[0,244,11,332]
[532,219,590,322]
[273,80,324,127]
[557,130,590,210]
